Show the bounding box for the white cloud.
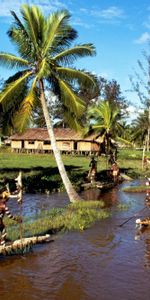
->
[91,6,124,19]
[126,105,143,123]
[134,32,150,44]
[80,8,88,14]
[72,17,91,29]
[97,71,109,79]
[0,0,67,17]
[79,5,125,25]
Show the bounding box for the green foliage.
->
[69,200,105,209]
[98,77,128,114]
[0,4,98,133]
[131,109,149,146]
[122,185,150,193]
[118,149,143,160]
[5,202,110,241]
[87,100,124,154]
[116,203,131,211]
[1,149,150,189]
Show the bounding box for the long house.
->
[10,128,102,155]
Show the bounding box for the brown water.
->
[1,180,150,300]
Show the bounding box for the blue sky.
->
[0,0,150,117]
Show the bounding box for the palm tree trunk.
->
[147,106,150,151]
[39,79,81,202]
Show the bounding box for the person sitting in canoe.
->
[0,188,22,247]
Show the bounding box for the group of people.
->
[0,173,22,247]
[87,155,120,183]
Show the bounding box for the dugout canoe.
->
[81,181,117,191]
[0,234,51,256]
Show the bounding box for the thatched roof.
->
[11,128,102,143]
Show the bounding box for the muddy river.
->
[1,180,150,300]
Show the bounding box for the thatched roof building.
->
[11,128,102,155]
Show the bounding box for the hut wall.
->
[78,141,92,151]
[56,141,73,151]
[11,137,100,154]
[24,140,52,151]
[24,140,36,150]
[11,140,22,149]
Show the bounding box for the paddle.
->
[119,206,147,227]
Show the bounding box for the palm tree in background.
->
[0,5,97,202]
[132,109,150,149]
[87,101,123,155]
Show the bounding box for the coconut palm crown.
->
[0,5,98,202]
[87,101,124,154]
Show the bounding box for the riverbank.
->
[5,200,110,243]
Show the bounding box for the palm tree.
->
[0,5,97,202]
[132,109,150,149]
[87,101,123,156]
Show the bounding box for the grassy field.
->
[0,147,150,192]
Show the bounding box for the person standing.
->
[111,162,119,182]
[88,157,97,183]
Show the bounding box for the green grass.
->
[1,148,150,192]
[122,185,150,193]
[5,201,109,241]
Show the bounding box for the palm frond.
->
[63,110,83,131]
[58,78,85,117]
[44,10,79,56]
[116,136,133,145]
[20,4,40,53]
[8,10,33,59]
[44,10,71,56]
[56,67,97,89]
[37,58,50,79]
[53,44,96,65]
[0,71,32,109]
[13,79,37,132]
[0,52,29,69]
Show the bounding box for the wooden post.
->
[142,144,146,170]
[15,172,23,241]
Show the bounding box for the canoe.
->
[0,234,51,256]
[81,181,117,191]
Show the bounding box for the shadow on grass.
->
[0,165,143,194]
[0,165,87,193]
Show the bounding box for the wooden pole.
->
[142,144,146,170]
[119,206,147,227]
[15,171,23,241]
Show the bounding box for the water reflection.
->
[135,225,150,269]
[81,186,119,208]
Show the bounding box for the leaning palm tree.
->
[0,5,97,202]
